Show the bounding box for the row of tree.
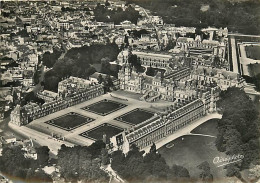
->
[111,144,190,183]
[215,87,260,179]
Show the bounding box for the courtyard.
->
[114,108,154,125]
[79,123,123,141]
[81,99,127,116]
[45,112,95,131]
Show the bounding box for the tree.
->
[44,43,119,92]
[0,146,37,181]
[146,66,156,76]
[101,148,110,165]
[150,143,156,154]
[97,74,103,84]
[22,91,45,106]
[248,165,260,182]
[36,146,50,167]
[215,87,260,178]
[111,143,190,182]
[101,58,112,75]
[169,164,190,179]
[57,142,108,182]
[42,49,62,68]
[197,161,213,182]
[111,150,125,172]
[26,168,52,182]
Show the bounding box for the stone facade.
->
[117,49,174,69]
[190,66,245,90]
[118,60,178,102]
[10,78,104,126]
[110,87,219,153]
[118,58,192,102]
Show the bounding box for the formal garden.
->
[79,123,123,141]
[114,108,154,125]
[45,112,95,131]
[82,99,127,116]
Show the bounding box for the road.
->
[9,122,74,156]
[0,117,27,140]
[230,36,239,74]
[228,33,260,38]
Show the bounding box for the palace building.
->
[110,87,219,153]
[190,66,245,90]
[10,77,104,126]
[118,55,192,102]
[117,48,174,69]
[118,60,174,102]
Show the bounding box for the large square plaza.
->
[79,123,123,141]
[114,108,154,125]
[45,112,95,131]
[81,99,127,116]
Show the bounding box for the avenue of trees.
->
[111,143,190,183]
[215,87,260,178]
[94,4,141,25]
[0,145,52,182]
[43,43,120,92]
[127,0,260,35]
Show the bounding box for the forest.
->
[127,0,260,35]
[216,87,260,179]
[93,3,141,25]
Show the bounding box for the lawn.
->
[82,99,127,116]
[79,123,123,141]
[114,108,154,125]
[245,45,260,60]
[45,112,94,131]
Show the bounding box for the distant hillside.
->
[127,0,260,35]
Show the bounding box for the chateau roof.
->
[193,66,241,80]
